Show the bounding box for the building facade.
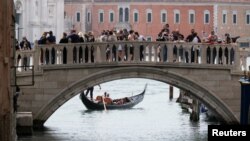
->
[64,0,250,41]
[64,1,89,34]
[14,0,64,43]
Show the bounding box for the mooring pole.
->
[169,85,173,100]
[239,76,250,125]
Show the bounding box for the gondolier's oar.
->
[102,95,107,111]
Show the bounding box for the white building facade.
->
[14,0,64,44]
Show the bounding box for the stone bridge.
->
[15,41,248,127]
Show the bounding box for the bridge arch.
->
[34,67,239,126]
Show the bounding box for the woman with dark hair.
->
[59,32,68,43]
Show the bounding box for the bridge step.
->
[16,112,33,136]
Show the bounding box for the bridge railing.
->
[15,41,241,72]
[15,49,36,72]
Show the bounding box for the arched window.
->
[246,10,250,25]
[161,9,167,23]
[109,10,114,23]
[146,9,152,23]
[222,10,227,24]
[125,7,129,22]
[174,9,180,24]
[188,10,195,24]
[204,10,210,24]
[87,10,91,23]
[119,7,123,22]
[15,0,23,13]
[76,12,81,22]
[233,10,237,24]
[133,9,139,23]
[98,9,104,23]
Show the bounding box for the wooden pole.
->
[102,95,107,111]
[190,99,200,122]
[0,0,15,140]
[169,85,173,100]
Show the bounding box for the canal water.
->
[18,78,219,141]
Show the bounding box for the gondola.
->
[80,84,147,110]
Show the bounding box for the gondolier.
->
[85,84,101,100]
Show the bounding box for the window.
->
[76,12,80,22]
[99,10,104,23]
[119,7,130,22]
[174,9,180,24]
[190,14,194,24]
[146,36,152,41]
[109,10,114,23]
[125,8,129,22]
[64,11,66,19]
[119,7,123,22]
[204,10,210,24]
[161,10,167,23]
[247,11,250,24]
[133,9,139,23]
[87,12,91,23]
[233,11,237,24]
[189,10,195,24]
[146,9,152,23]
[222,10,227,24]
[147,13,152,22]
[16,13,21,23]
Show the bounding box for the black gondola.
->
[80,84,147,110]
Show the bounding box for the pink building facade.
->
[65,0,250,40]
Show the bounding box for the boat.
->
[79,84,147,110]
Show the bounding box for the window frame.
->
[98,9,104,23]
[133,9,139,23]
[76,12,81,22]
[222,10,227,24]
[174,9,180,24]
[146,9,152,23]
[109,10,115,23]
[246,11,250,25]
[161,10,167,23]
[188,10,195,24]
[146,36,152,41]
[125,7,129,22]
[87,11,91,24]
[119,7,123,22]
[204,10,210,24]
[232,10,237,25]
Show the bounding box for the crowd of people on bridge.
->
[11,23,232,46]
[156,23,239,44]
[16,23,240,49]
[15,23,239,69]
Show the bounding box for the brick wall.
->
[91,4,213,40]
[64,1,250,40]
